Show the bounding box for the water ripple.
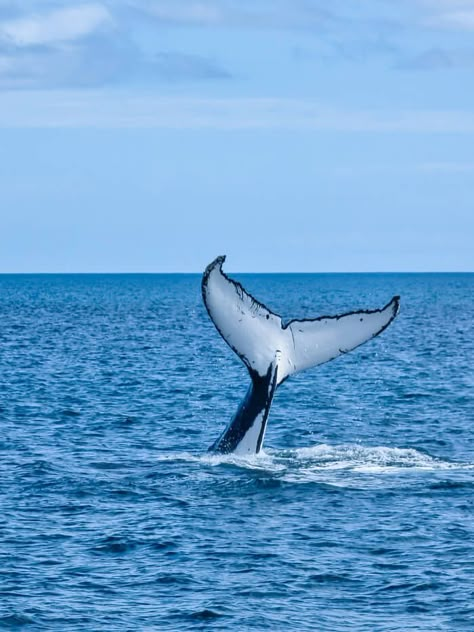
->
[1,273,473,631]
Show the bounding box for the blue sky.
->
[1,0,473,272]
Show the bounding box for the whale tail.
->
[202,256,400,454]
[207,351,281,455]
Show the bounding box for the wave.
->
[269,444,474,486]
[154,444,474,488]
[281,443,465,471]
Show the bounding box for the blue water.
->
[1,272,473,631]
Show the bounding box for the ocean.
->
[1,272,473,631]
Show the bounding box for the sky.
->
[1,0,473,272]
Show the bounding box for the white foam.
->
[271,444,474,486]
[198,450,287,473]
[153,449,286,472]
[291,444,450,469]
[153,444,473,488]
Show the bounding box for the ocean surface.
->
[0,272,473,631]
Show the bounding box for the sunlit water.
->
[1,273,473,630]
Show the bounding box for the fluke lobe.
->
[202,256,400,456]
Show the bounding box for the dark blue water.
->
[1,273,473,631]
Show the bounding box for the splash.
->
[288,443,460,471]
[270,444,474,487]
[156,443,473,479]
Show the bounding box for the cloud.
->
[133,0,407,71]
[0,4,112,46]
[417,161,474,172]
[1,92,474,132]
[0,3,231,89]
[0,3,122,88]
[1,0,474,92]
[0,34,141,89]
[428,9,474,29]
[398,46,474,69]
[423,1,474,5]
[133,0,333,30]
[420,0,474,29]
[0,43,231,89]
[134,1,226,27]
[0,2,235,89]
[154,52,230,80]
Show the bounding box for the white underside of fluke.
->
[202,256,400,384]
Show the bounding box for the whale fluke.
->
[202,256,400,455]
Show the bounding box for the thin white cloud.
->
[139,0,474,34]
[398,46,474,69]
[421,0,474,7]
[0,4,112,47]
[417,161,474,172]
[1,91,474,133]
[142,1,225,26]
[432,9,474,29]
[154,51,230,79]
[134,0,332,30]
[420,0,474,29]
